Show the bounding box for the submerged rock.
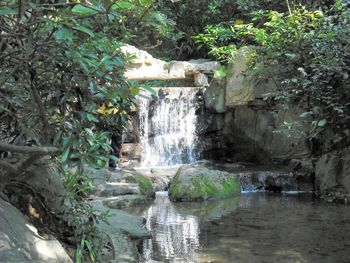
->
[169,165,240,202]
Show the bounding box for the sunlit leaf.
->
[73,25,95,36]
[0,8,17,16]
[71,4,98,15]
[317,119,327,127]
[112,1,135,10]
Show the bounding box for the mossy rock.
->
[169,165,240,202]
[135,175,155,198]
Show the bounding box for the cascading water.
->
[138,87,200,167]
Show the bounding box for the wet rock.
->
[169,164,240,202]
[90,200,151,240]
[108,232,140,263]
[148,167,178,191]
[97,182,140,197]
[0,198,72,263]
[94,168,155,199]
[204,78,226,113]
[239,170,314,192]
[315,150,350,202]
[102,195,146,209]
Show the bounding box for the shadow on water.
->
[139,192,350,263]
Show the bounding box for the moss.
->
[169,168,240,202]
[135,175,155,198]
[124,175,137,183]
[169,168,183,201]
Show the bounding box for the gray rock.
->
[169,164,240,202]
[0,198,72,263]
[204,78,226,113]
[225,47,255,106]
[102,195,146,209]
[90,199,151,239]
[315,150,350,202]
[97,182,140,197]
[238,170,314,192]
[108,232,140,263]
[148,167,178,191]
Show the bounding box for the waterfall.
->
[138,87,200,167]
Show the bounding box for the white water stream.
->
[138,87,200,167]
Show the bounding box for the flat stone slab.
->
[90,199,151,239]
[96,182,140,197]
[108,232,139,263]
[102,195,146,209]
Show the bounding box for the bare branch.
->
[0,143,59,154]
[30,80,50,144]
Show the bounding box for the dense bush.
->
[195,0,350,154]
[0,0,165,261]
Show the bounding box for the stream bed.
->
[137,191,350,263]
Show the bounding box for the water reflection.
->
[142,191,200,263]
[141,192,240,263]
[141,192,350,263]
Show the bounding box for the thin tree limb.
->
[0,143,59,154]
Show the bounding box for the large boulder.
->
[0,198,72,263]
[227,105,310,161]
[225,47,255,106]
[315,150,350,202]
[169,165,240,202]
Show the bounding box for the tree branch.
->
[0,143,59,154]
[30,81,50,144]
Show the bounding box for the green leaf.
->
[71,4,98,15]
[73,25,95,37]
[214,66,228,79]
[130,86,140,96]
[0,8,18,16]
[112,1,135,10]
[317,119,327,127]
[54,27,73,42]
[61,148,70,163]
[299,111,312,118]
[86,113,98,122]
[142,85,157,95]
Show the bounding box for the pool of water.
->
[139,192,350,263]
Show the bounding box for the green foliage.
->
[0,0,167,261]
[196,2,350,151]
[154,0,238,59]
